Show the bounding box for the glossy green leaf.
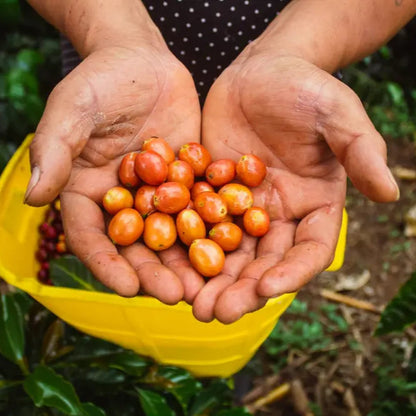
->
[156,366,201,411]
[81,402,107,416]
[70,367,126,385]
[137,388,175,416]
[66,336,123,362]
[0,293,26,369]
[49,256,112,292]
[188,379,232,416]
[23,365,84,414]
[106,351,150,377]
[375,272,416,335]
[23,365,106,415]
[12,290,33,316]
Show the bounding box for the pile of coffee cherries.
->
[104,137,270,277]
[35,199,68,284]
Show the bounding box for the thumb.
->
[24,73,95,206]
[317,77,400,203]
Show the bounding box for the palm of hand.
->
[193,55,348,323]
[29,46,205,300]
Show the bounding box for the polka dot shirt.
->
[61,1,291,102]
[142,0,291,101]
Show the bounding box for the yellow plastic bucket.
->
[0,135,348,377]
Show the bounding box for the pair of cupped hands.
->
[24,40,399,324]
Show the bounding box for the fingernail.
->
[387,168,400,201]
[24,165,40,204]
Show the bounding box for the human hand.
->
[24,44,205,302]
[193,52,399,323]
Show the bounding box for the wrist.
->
[28,0,167,57]
[243,0,416,74]
[66,6,167,57]
[244,13,347,73]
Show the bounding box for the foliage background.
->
[0,0,60,171]
[1,2,416,415]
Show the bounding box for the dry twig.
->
[320,289,382,313]
[393,165,416,180]
[291,379,313,416]
[242,374,280,404]
[330,380,346,394]
[246,383,291,414]
[315,372,326,414]
[344,388,362,416]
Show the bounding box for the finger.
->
[158,245,205,304]
[214,279,268,325]
[213,220,296,323]
[192,234,257,322]
[60,191,139,297]
[317,78,399,203]
[119,244,184,305]
[25,71,95,206]
[239,220,296,281]
[257,204,343,297]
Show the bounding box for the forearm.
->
[252,0,416,72]
[27,0,165,57]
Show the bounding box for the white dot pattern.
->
[141,0,290,100]
[60,0,339,100]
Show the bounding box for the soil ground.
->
[243,136,416,416]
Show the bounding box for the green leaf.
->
[369,402,416,416]
[379,46,392,60]
[16,49,44,72]
[65,336,123,362]
[376,272,416,335]
[23,365,84,414]
[0,293,26,370]
[137,388,175,416]
[6,68,39,96]
[81,403,107,416]
[156,366,201,411]
[287,299,308,314]
[106,351,150,377]
[0,379,21,391]
[23,365,106,416]
[49,256,112,292]
[80,367,127,385]
[215,408,252,416]
[188,379,232,416]
[386,82,405,107]
[13,290,33,317]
